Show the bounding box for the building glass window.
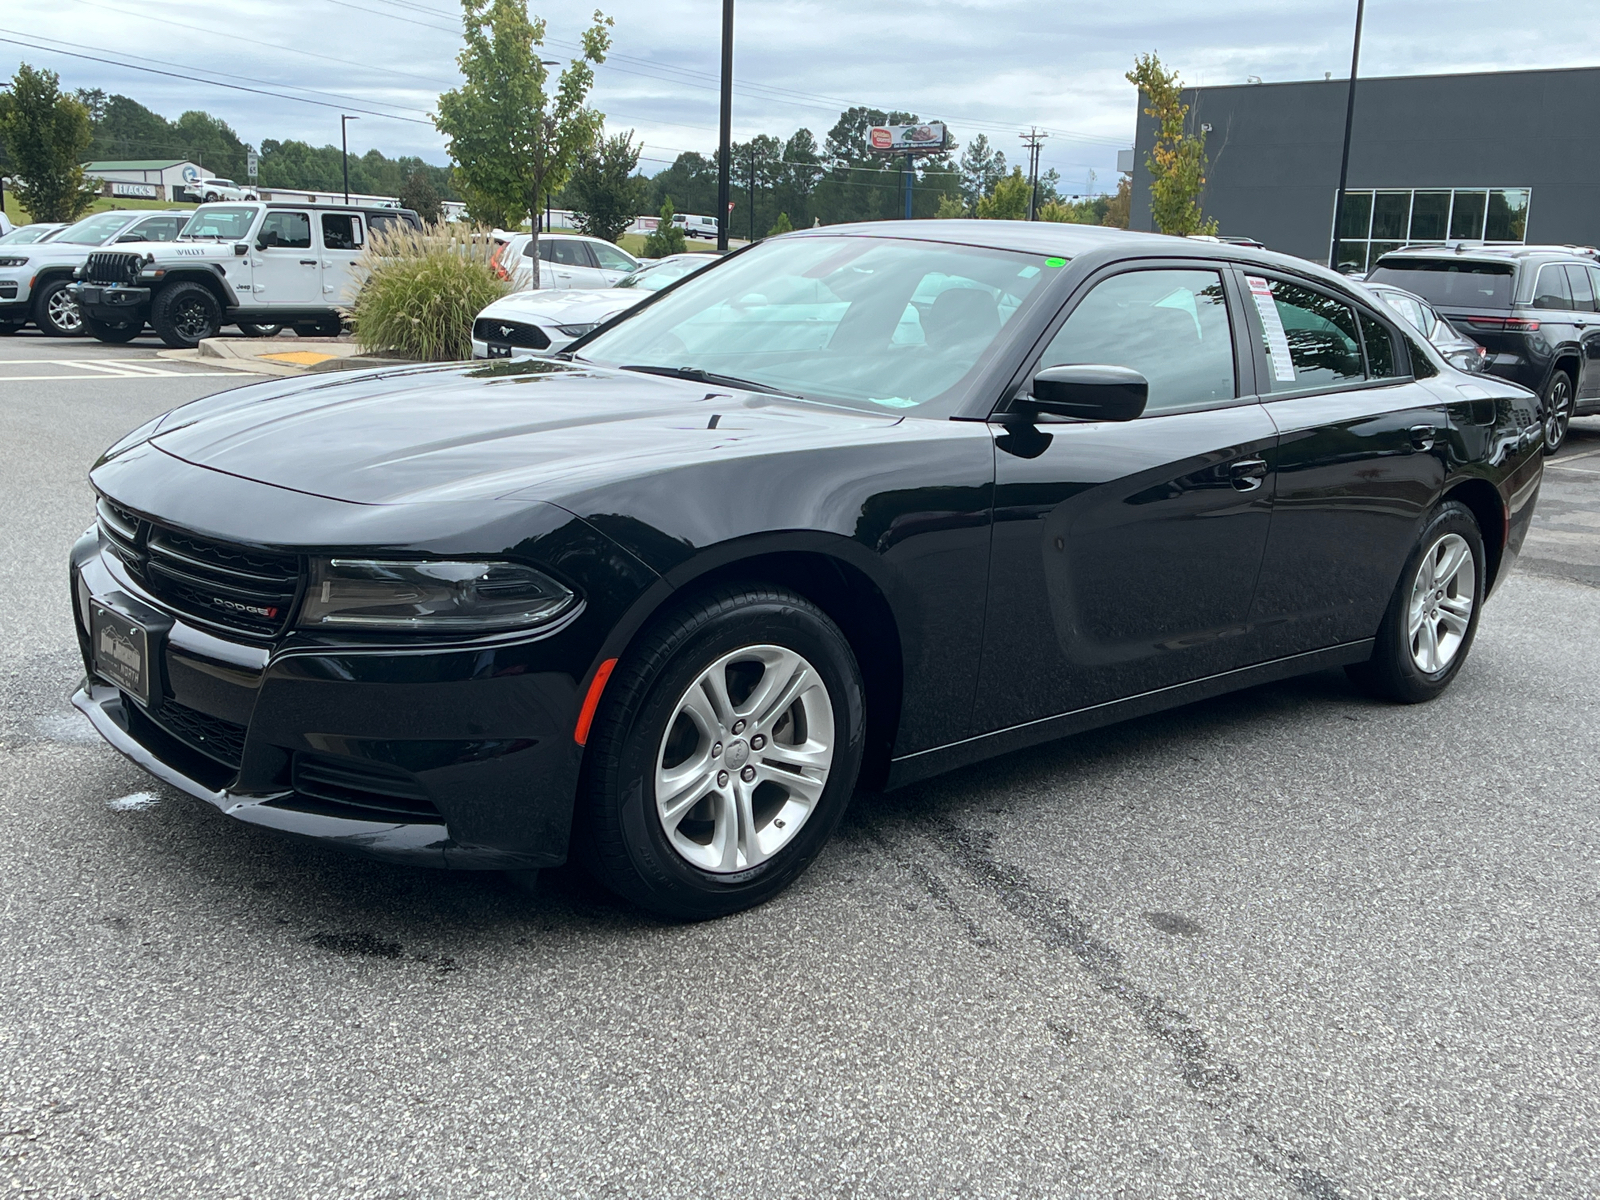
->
[1332,187,1531,273]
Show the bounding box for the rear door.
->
[589,240,638,284]
[1561,264,1600,401]
[318,212,365,305]
[972,262,1279,730]
[1239,270,1447,659]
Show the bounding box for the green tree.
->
[642,197,687,258]
[0,65,99,222]
[766,211,792,236]
[400,171,442,223]
[567,129,646,242]
[935,193,967,219]
[975,167,1031,221]
[1127,52,1217,236]
[647,151,717,217]
[434,1,611,284]
[1102,173,1131,228]
[958,133,1006,212]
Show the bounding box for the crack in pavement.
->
[887,816,1353,1199]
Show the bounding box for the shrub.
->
[642,198,687,258]
[767,211,793,236]
[347,224,509,361]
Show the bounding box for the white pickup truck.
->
[71,200,422,347]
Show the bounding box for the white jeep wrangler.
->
[71,200,422,348]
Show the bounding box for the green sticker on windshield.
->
[1045,257,1067,268]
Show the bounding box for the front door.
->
[973,264,1279,732]
[318,212,365,306]
[1238,270,1448,659]
[251,210,321,304]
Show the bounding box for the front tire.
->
[1347,500,1485,703]
[82,314,142,343]
[578,585,866,920]
[1542,370,1575,455]
[33,278,83,337]
[151,281,223,349]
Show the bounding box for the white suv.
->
[492,232,639,290]
[71,200,422,347]
[194,178,258,202]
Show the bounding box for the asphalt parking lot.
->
[2,331,1598,1199]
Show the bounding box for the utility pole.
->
[340,114,358,204]
[1021,128,1047,220]
[748,147,756,241]
[716,0,733,251]
[903,153,914,220]
[1331,0,1366,269]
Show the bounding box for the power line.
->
[0,31,436,124]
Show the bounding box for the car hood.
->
[139,359,900,506]
[479,289,641,325]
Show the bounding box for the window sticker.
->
[1246,275,1296,382]
[1045,257,1066,268]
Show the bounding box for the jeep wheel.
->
[33,278,83,337]
[152,281,223,349]
[82,314,143,344]
[237,322,283,338]
[294,316,344,337]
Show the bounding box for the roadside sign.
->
[247,150,259,182]
[867,123,949,154]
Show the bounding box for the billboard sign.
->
[867,123,949,154]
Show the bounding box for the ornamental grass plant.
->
[346,223,509,361]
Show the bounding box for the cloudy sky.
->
[6,0,1600,190]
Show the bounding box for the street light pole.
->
[716,0,733,251]
[1331,0,1366,270]
[341,114,358,204]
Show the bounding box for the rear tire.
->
[294,316,343,337]
[1346,500,1484,704]
[33,278,83,337]
[236,322,283,338]
[151,281,223,349]
[578,585,865,920]
[1542,370,1575,455]
[82,314,142,343]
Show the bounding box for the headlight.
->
[556,322,598,337]
[0,255,28,268]
[300,559,576,631]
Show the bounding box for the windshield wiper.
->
[618,364,800,398]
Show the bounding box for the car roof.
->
[1375,244,1595,268]
[784,219,1363,291]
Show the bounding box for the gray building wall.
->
[1131,66,1600,263]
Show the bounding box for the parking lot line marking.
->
[0,372,239,381]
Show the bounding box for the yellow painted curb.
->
[259,350,338,366]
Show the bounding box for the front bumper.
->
[71,525,596,869]
[73,283,152,326]
[0,269,30,306]
[470,334,575,361]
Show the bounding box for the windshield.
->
[54,211,139,246]
[617,257,713,292]
[180,206,257,239]
[577,235,1054,414]
[1368,259,1514,309]
[0,225,59,245]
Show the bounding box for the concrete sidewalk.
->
[158,337,409,377]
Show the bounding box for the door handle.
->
[1229,458,1268,491]
[299,259,317,266]
[1408,424,1438,451]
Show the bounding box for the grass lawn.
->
[617,231,739,258]
[5,194,197,226]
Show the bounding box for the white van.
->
[671,213,720,240]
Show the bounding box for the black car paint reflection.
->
[69,221,1543,869]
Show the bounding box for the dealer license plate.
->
[486,342,513,359]
[91,601,151,706]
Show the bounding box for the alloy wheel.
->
[654,644,835,874]
[1407,532,1475,674]
[47,288,82,334]
[173,297,215,341]
[1544,375,1573,452]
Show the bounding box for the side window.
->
[1563,264,1595,313]
[132,217,182,242]
[536,239,555,262]
[1531,263,1572,310]
[1589,265,1600,309]
[552,239,588,267]
[1245,275,1363,390]
[258,211,312,250]
[592,243,634,271]
[369,213,398,238]
[1360,313,1400,378]
[1038,268,1236,414]
[321,214,363,251]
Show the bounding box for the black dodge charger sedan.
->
[71,222,1543,918]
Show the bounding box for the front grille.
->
[145,699,247,769]
[278,753,443,824]
[0,282,16,299]
[97,498,302,637]
[83,251,145,286]
[474,317,550,350]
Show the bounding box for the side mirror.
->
[1024,364,1148,422]
[234,243,249,256]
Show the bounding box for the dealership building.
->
[81,159,206,202]
[1130,66,1600,272]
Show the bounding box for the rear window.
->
[1367,258,1513,309]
